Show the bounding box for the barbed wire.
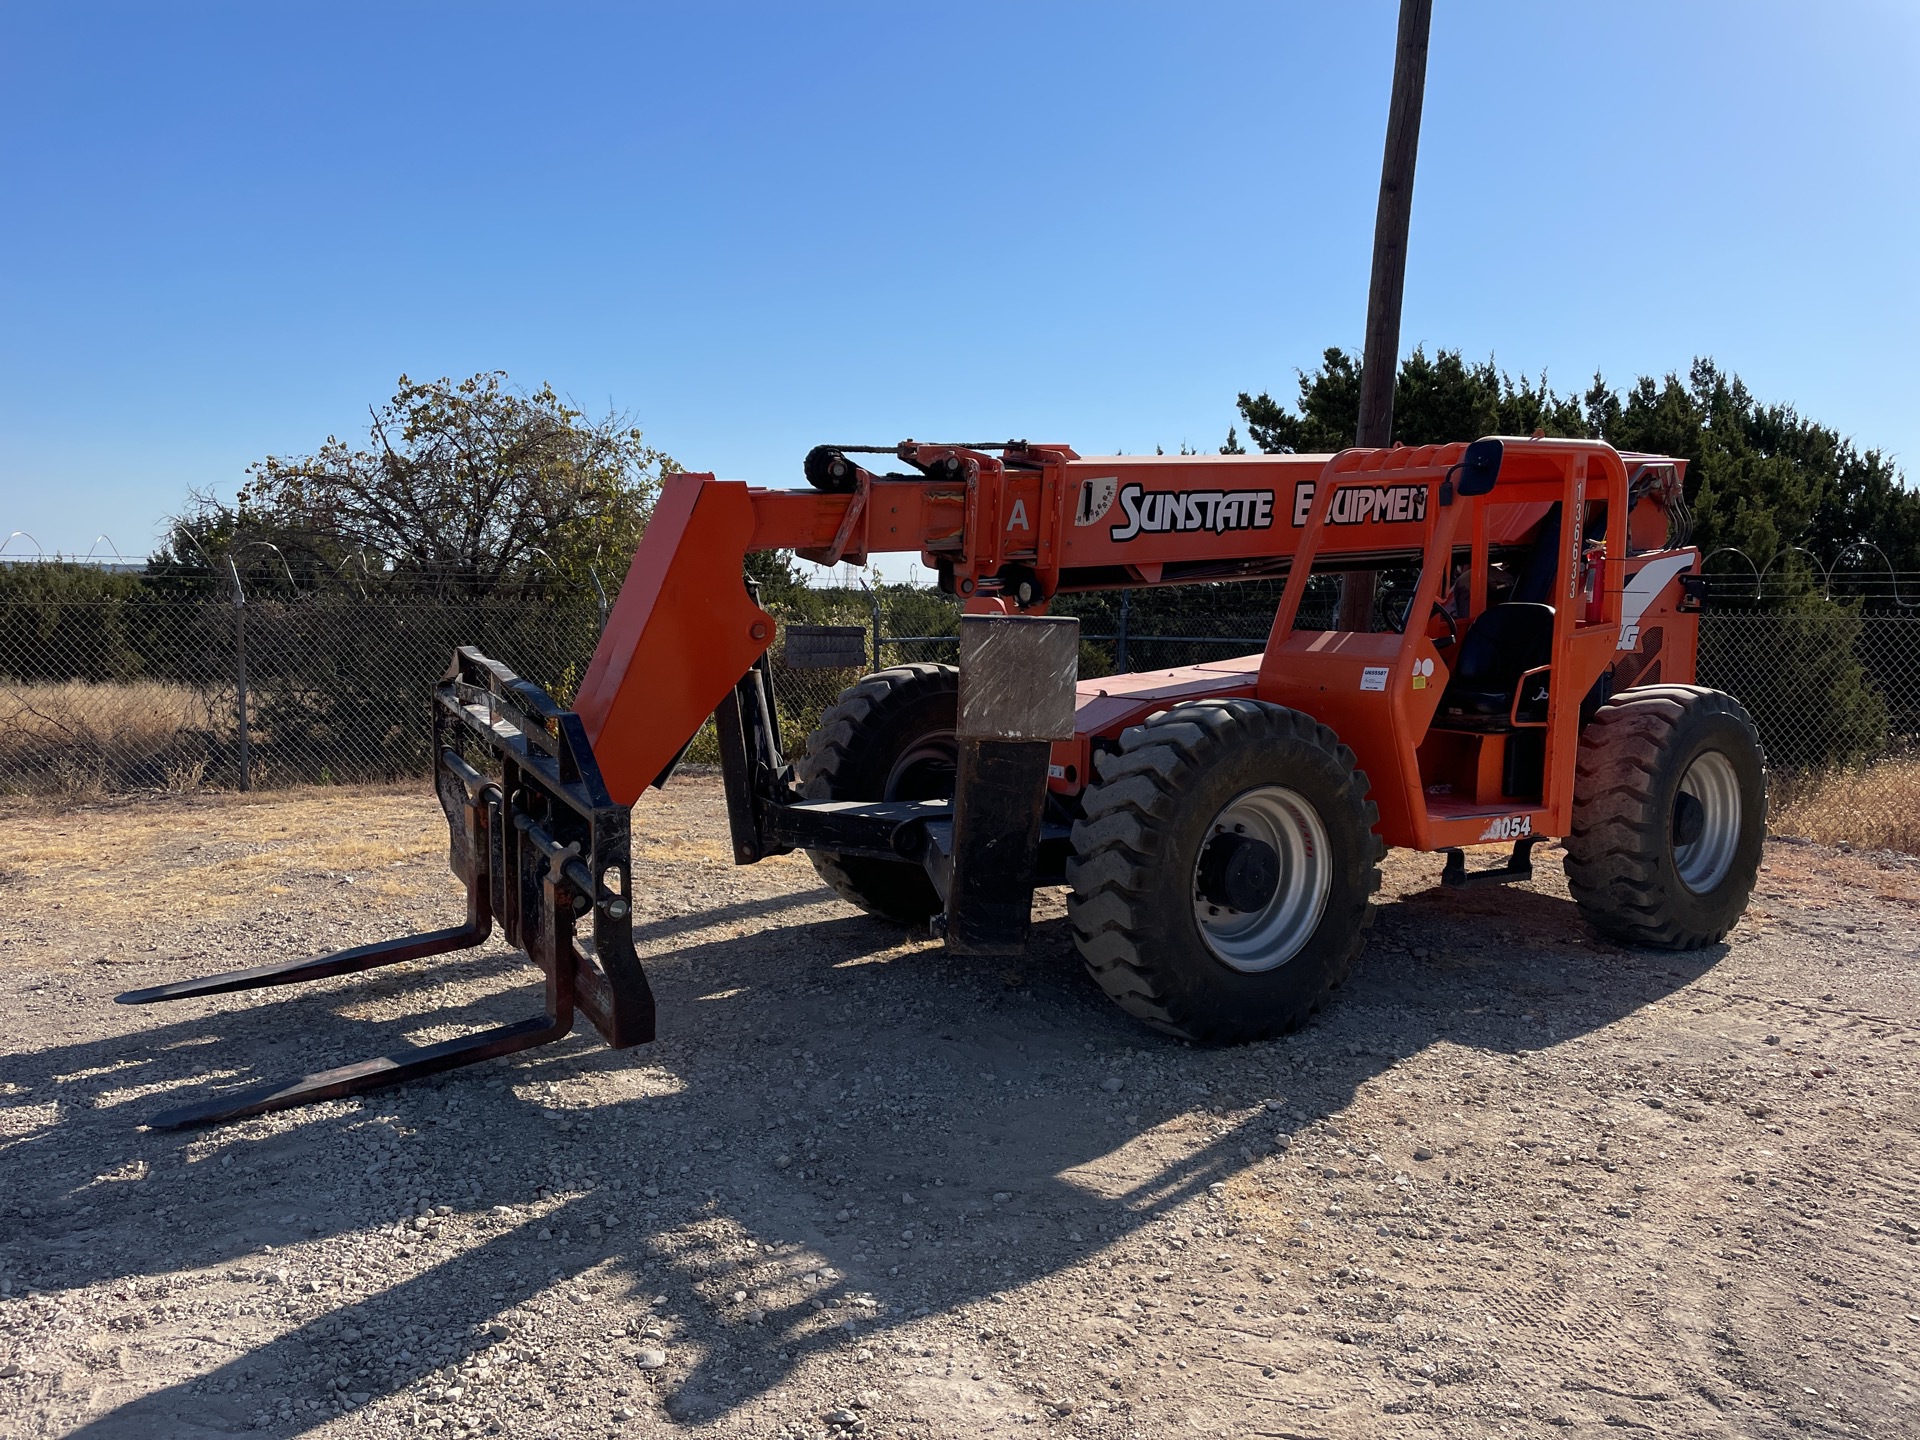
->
[1699,542,1920,607]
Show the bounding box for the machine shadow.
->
[0,888,844,1287]
[35,872,1722,1437]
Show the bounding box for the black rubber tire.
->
[795,663,958,924]
[1066,699,1383,1044]
[1563,684,1767,948]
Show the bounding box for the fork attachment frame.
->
[119,647,654,1130]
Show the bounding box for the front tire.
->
[795,664,958,923]
[1563,684,1767,948]
[1067,699,1383,1043]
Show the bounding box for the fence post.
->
[588,563,610,629]
[869,586,883,671]
[1115,588,1131,674]
[227,557,251,792]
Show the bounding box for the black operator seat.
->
[1433,602,1556,732]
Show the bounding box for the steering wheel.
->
[1427,601,1459,648]
[1377,583,1415,633]
[1382,592,1459,646]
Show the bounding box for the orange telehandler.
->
[125,435,1766,1128]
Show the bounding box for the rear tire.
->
[1563,684,1766,948]
[1066,699,1383,1043]
[795,664,958,924]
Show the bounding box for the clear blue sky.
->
[2,1,1915,572]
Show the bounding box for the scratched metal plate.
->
[957,615,1080,740]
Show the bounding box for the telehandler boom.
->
[124,436,1765,1128]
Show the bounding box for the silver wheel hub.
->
[1673,749,1740,894]
[1191,785,1332,972]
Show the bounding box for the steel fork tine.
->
[119,658,650,1130]
[114,920,491,1006]
[142,1013,570,1131]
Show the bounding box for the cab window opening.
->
[1290,551,1429,635]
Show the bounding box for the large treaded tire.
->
[1066,699,1383,1044]
[795,663,958,924]
[1563,684,1767,948]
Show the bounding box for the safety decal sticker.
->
[1108,483,1276,542]
[1074,476,1119,527]
[1616,553,1695,650]
[1411,656,1435,690]
[1360,666,1389,692]
[1478,814,1534,842]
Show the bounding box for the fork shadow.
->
[8,866,1722,1437]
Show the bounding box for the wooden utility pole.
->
[1339,0,1433,629]
[1357,0,1433,449]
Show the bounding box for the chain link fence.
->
[3,564,1915,800]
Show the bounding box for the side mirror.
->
[1454,438,1503,496]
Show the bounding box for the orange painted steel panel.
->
[747,488,853,553]
[1070,655,1263,737]
[575,474,776,805]
[575,471,965,804]
[1251,447,1473,848]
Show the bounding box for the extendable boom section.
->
[570,441,1357,805]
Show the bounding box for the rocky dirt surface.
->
[0,779,1915,1440]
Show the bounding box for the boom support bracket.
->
[939,614,1079,954]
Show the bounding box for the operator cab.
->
[1254,437,1691,853]
[1418,455,1619,824]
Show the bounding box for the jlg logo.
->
[1478,814,1533,842]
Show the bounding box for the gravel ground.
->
[0,777,1915,1440]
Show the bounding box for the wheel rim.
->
[1673,749,1741,894]
[1191,785,1331,973]
[884,735,957,802]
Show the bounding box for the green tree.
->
[1235,346,1593,454]
[156,372,675,600]
[0,562,148,682]
[1235,346,1365,453]
[744,548,810,610]
[1699,599,1888,770]
[1600,359,1913,583]
[1235,348,1916,586]
[1230,348,1913,769]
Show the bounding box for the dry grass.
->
[1772,755,1920,854]
[0,777,801,949]
[0,680,222,796]
[10,675,1919,860]
[0,784,455,934]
